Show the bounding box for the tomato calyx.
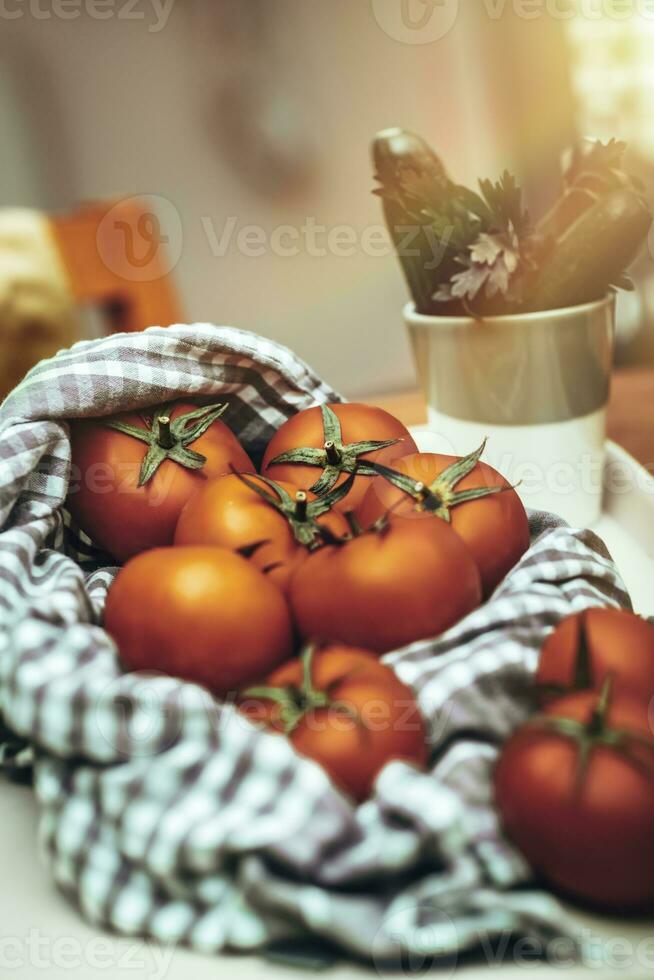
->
[314,502,407,547]
[104,401,229,486]
[371,440,513,523]
[539,610,595,700]
[529,678,654,791]
[243,644,361,734]
[572,611,594,689]
[267,404,401,494]
[234,469,356,549]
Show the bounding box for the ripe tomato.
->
[494,683,654,910]
[104,546,293,696]
[357,444,530,595]
[537,607,654,702]
[174,472,351,594]
[261,403,418,512]
[240,644,428,801]
[68,400,255,563]
[289,516,482,653]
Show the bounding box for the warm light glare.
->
[566,8,654,155]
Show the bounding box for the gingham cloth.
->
[0,325,630,968]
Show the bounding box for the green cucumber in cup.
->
[524,187,651,312]
[372,128,450,313]
[372,128,485,314]
[371,129,652,317]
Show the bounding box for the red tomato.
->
[174,473,350,594]
[240,645,428,801]
[104,546,293,696]
[68,400,255,562]
[261,403,418,512]
[495,685,654,910]
[537,607,654,702]
[357,448,530,595]
[289,516,482,653]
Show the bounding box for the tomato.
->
[356,444,530,595]
[261,403,418,512]
[289,515,482,654]
[537,607,654,702]
[174,472,351,594]
[104,546,293,697]
[494,683,654,910]
[68,400,255,563]
[240,644,428,801]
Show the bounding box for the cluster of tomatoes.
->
[496,607,654,911]
[68,397,530,801]
[67,397,654,910]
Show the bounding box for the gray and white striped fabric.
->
[0,324,630,967]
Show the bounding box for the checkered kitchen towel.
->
[0,324,630,967]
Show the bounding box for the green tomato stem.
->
[324,441,341,465]
[157,415,174,450]
[294,490,308,522]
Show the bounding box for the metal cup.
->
[404,294,616,526]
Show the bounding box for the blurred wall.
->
[0,1,572,396]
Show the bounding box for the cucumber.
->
[372,128,452,313]
[524,187,651,312]
[372,127,447,185]
[536,171,633,241]
[371,129,651,316]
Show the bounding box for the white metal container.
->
[405,295,616,527]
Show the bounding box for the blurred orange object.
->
[50,198,183,334]
[0,200,183,401]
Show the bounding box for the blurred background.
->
[1,0,654,398]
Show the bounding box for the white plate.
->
[596,441,654,616]
[411,428,654,617]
